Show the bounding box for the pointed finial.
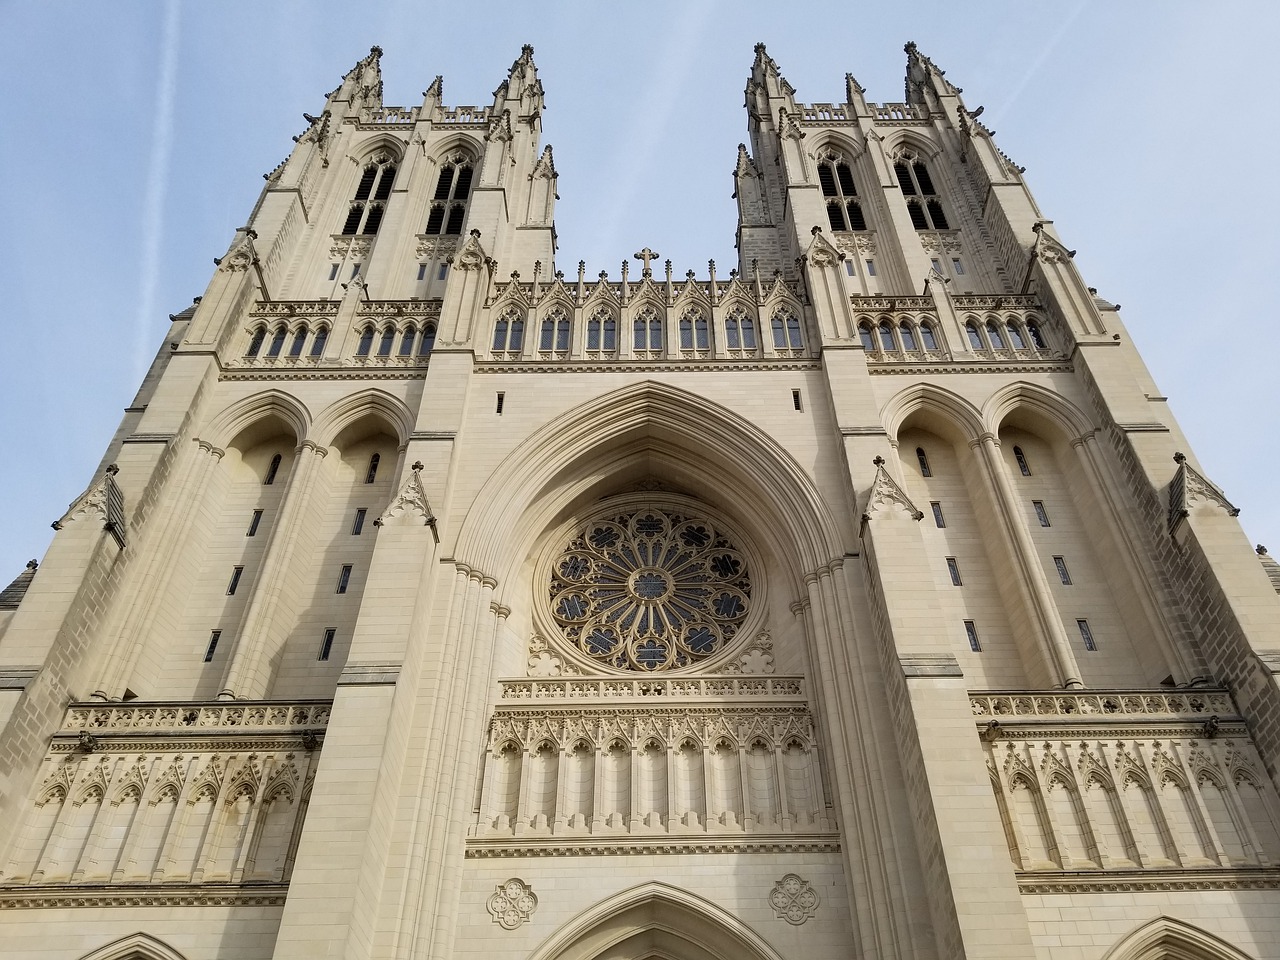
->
[1258,544,1269,556]
[411,461,424,472]
[25,559,38,571]
[873,456,886,467]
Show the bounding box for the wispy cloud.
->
[134,0,181,376]
[986,0,1088,126]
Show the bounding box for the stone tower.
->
[1,41,1279,960]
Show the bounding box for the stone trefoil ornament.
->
[375,462,438,540]
[487,878,538,929]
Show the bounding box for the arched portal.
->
[529,882,787,960]
[1100,916,1257,960]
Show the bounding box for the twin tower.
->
[1,41,1279,960]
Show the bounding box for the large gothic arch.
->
[452,380,849,596]
[1100,916,1258,960]
[528,882,788,960]
[76,933,189,960]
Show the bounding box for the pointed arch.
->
[1101,916,1257,960]
[77,932,190,960]
[982,381,1096,441]
[882,131,944,164]
[882,382,984,446]
[354,134,407,165]
[528,881,787,960]
[453,381,846,593]
[201,390,310,452]
[310,388,413,449]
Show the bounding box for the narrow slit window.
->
[845,261,855,277]
[946,557,962,586]
[352,508,367,536]
[264,454,282,485]
[203,630,222,663]
[226,566,244,596]
[931,258,942,273]
[496,392,505,414]
[492,318,509,351]
[319,628,336,662]
[695,315,709,350]
[351,263,362,279]
[1013,446,1031,476]
[438,263,449,281]
[1053,556,1072,585]
[916,447,931,477]
[1033,500,1051,527]
[1077,619,1097,651]
[329,264,340,281]
[336,565,353,595]
[365,453,380,484]
[931,502,946,528]
[952,258,964,275]
[417,263,427,282]
[964,620,982,652]
[865,259,876,276]
[792,389,802,411]
[246,509,263,537]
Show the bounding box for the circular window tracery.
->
[548,508,752,671]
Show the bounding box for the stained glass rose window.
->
[548,509,751,671]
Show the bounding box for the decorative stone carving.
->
[415,235,458,261]
[455,229,488,271]
[219,234,256,273]
[487,878,537,929]
[1169,453,1239,531]
[376,461,436,529]
[53,467,115,529]
[725,633,776,675]
[527,635,564,677]
[769,874,819,925]
[862,457,924,522]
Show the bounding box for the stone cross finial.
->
[633,247,660,277]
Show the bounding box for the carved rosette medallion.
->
[769,873,820,925]
[487,878,538,929]
[547,508,752,672]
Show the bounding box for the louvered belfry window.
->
[894,158,949,230]
[818,158,868,232]
[341,157,397,235]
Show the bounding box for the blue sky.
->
[2,1,1277,580]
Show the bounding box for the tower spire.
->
[493,42,544,118]
[903,40,960,109]
[745,42,797,119]
[328,45,384,116]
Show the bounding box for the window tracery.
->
[342,154,397,236]
[547,508,752,672]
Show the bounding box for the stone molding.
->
[0,885,290,908]
[499,676,805,703]
[465,838,841,858]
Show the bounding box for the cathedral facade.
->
[2,41,1280,960]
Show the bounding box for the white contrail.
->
[986,0,1088,127]
[134,0,181,378]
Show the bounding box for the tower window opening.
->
[864,259,876,276]
[952,258,964,275]
[351,263,362,279]
[920,322,939,351]
[907,201,930,230]
[419,323,436,356]
[397,324,417,356]
[365,453,380,484]
[1013,446,1031,476]
[310,326,328,357]
[899,322,917,351]
[417,263,427,282]
[897,158,950,229]
[267,327,286,358]
[289,326,308,358]
[792,389,802,411]
[319,628,336,662]
[438,263,448,281]
[879,321,896,351]
[1077,619,1097,651]
[966,323,985,350]
[493,317,510,351]
[1033,500,1051,527]
[203,630,222,663]
[916,447,931,477]
[377,327,395,357]
[329,263,340,281]
[356,326,374,357]
[931,502,945,528]
[425,160,475,235]
[496,392,505,414]
[1006,323,1026,349]
[818,159,867,230]
[352,508,367,535]
[245,327,265,357]
[986,322,1005,349]
[246,510,263,537]
[226,566,244,595]
[946,557,962,586]
[264,454,282,486]
[336,564,353,595]
[1026,321,1047,349]
[858,324,875,351]
[342,159,397,236]
[1054,556,1072,585]
[964,620,981,652]
[845,261,856,277]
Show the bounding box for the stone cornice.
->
[465,836,841,858]
[475,360,822,374]
[1016,869,1280,894]
[0,884,289,909]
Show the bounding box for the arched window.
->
[365,453,380,484]
[859,324,876,351]
[556,316,571,351]
[966,323,984,350]
[771,316,786,348]
[399,324,416,356]
[310,326,328,357]
[818,158,868,231]
[679,315,693,349]
[916,447,932,477]
[895,158,949,229]
[245,327,266,358]
[377,327,395,357]
[356,326,374,357]
[899,322,917,351]
[920,321,939,351]
[419,322,436,356]
[341,157,397,236]
[695,313,709,349]
[289,326,308,357]
[725,310,742,349]
[879,321,896,351]
[634,308,661,350]
[267,327,286,358]
[602,317,616,350]
[1013,446,1031,476]
[264,453,282,485]
[540,317,555,351]
[1006,323,1026,349]
[492,317,510,351]
[786,313,802,348]
[587,314,600,349]
[986,321,1005,349]
[509,317,525,351]
[1026,321,1046,349]
[425,161,474,235]
[741,313,757,349]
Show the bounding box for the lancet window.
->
[492,308,525,353]
[341,156,397,236]
[771,309,803,349]
[818,156,868,232]
[724,307,757,351]
[679,310,710,350]
[586,309,617,352]
[633,306,663,352]
[539,309,571,352]
[895,156,949,230]
[425,158,474,236]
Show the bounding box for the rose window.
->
[548,509,751,671]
